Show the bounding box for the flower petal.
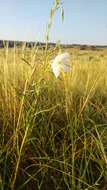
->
[61,63,70,72]
[51,52,71,77]
[54,52,70,64]
[51,61,61,78]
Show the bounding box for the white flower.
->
[51,52,71,78]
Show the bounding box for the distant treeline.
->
[0,40,45,48]
[0,40,107,49]
[0,40,59,48]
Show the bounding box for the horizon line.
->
[0,39,107,47]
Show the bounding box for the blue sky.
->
[0,0,107,45]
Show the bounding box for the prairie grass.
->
[0,44,107,190]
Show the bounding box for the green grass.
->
[0,44,107,190]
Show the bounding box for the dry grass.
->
[0,44,107,189]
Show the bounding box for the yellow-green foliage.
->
[0,44,107,189]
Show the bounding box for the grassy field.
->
[0,44,107,190]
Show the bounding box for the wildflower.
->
[51,52,70,78]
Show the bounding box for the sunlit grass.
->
[0,44,107,189]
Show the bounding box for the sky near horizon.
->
[0,0,107,45]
